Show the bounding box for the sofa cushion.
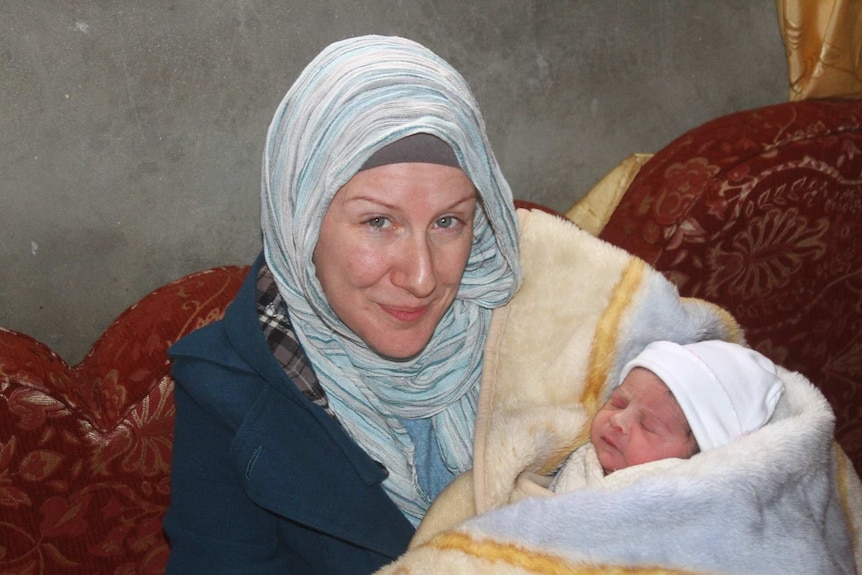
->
[565,153,653,235]
[0,266,246,574]
[599,99,862,473]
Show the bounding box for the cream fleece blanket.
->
[377,209,862,575]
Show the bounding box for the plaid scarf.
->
[256,261,333,417]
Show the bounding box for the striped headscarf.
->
[261,35,521,525]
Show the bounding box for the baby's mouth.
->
[601,434,619,451]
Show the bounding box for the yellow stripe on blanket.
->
[426,531,701,575]
[582,258,645,414]
[834,442,862,555]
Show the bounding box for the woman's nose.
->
[392,234,437,297]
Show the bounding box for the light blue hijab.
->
[261,35,521,525]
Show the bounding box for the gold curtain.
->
[777,0,862,100]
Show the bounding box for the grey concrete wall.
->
[1,1,788,363]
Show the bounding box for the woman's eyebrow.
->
[342,196,398,209]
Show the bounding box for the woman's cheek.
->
[343,244,392,287]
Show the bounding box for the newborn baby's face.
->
[591,368,698,474]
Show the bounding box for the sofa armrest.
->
[0,265,247,574]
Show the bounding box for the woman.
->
[164,35,521,574]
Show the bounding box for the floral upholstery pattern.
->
[600,99,862,473]
[0,266,247,574]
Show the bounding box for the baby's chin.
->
[595,449,619,475]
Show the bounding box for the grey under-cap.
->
[360,133,460,171]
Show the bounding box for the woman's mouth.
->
[380,304,428,322]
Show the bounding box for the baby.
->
[552,339,785,492]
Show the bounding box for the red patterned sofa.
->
[1,98,860,573]
[0,269,247,574]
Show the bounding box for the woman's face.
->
[591,367,698,474]
[313,162,477,360]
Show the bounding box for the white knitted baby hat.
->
[620,340,785,451]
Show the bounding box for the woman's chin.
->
[367,335,431,362]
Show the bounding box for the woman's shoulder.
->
[169,321,268,428]
[170,319,242,363]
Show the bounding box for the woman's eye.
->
[436,216,457,229]
[367,217,391,229]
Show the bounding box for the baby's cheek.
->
[589,413,607,442]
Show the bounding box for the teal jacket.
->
[165,254,414,574]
